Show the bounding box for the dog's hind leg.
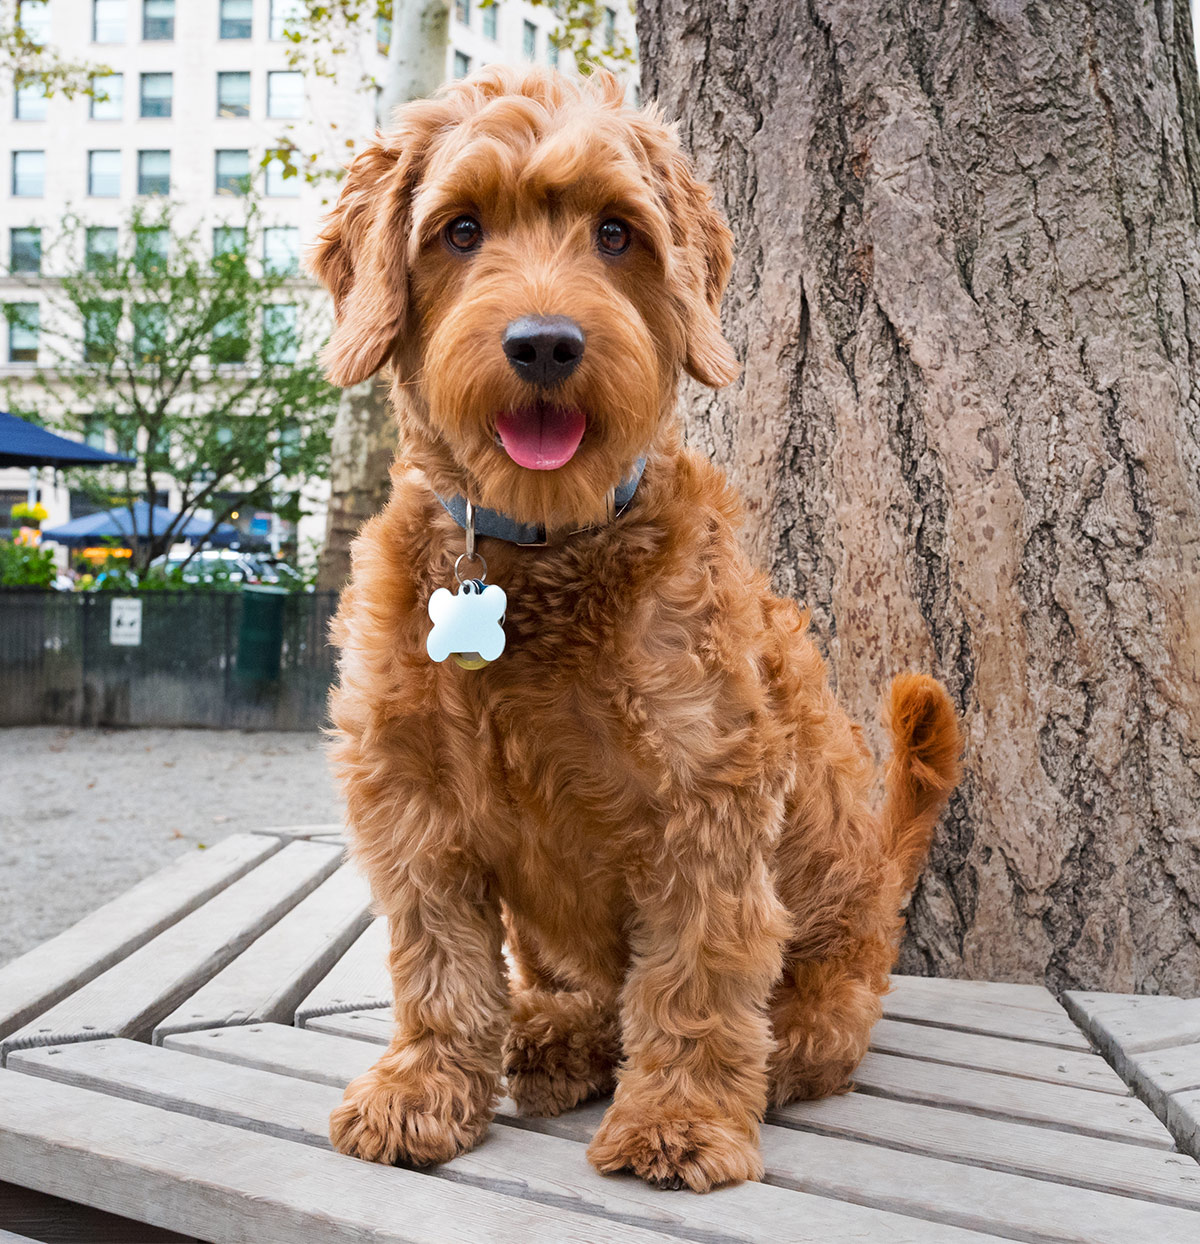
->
[503,986,620,1116]
[502,914,620,1116]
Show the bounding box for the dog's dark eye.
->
[446,216,483,252]
[597,218,631,256]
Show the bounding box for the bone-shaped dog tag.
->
[426,580,507,668]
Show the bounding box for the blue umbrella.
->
[42,501,243,550]
[0,410,136,469]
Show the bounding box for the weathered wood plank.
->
[293,916,390,1028]
[883,992,1090,1050]
[888,975,1064,1015]
[869,1017,1129,1093]
[0,842,342,1061]
[0,834,280,1041]
[252,824,344,840]
[163,1023,378,1088]
[1064,992,1200,1063]
[10,1040,1005,1244]
[1124,1044,1200,1120]
[0,1070,678,1244]
[0,1230,40,1243]
[305,1008,395,1044]
[152,865,372,1043]
[1168,1089,1200,1161]
[853,1050,1175,1148]
[514,1101,1200,1244]
[770,1084,1200,1208]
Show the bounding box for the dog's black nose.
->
[502,316,585,388]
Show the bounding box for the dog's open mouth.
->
[495,404,586,470]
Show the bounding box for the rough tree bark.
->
[316,0,450,591]
[640,0,1200,992]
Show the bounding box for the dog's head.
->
[310,67,736,530]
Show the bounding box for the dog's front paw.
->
[586,1097,763,1192]
[330,1066,490,1167]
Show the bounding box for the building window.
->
[267,71,303,118]
[376,15,391,54]
[89,150,121,197]
[134,227,168,272]
[454,0,469,25]
[215,149,250,195]
[90,73,123,120]
[83,414,107,449]
[85,227,119,270]
[219,0,252,39]
[213,225,247,262]
[263,226,299,275]
[137,149,170,195]
[7,304,39,363]
[522,19,535,60]
[14,77,48,121]
[140,72,173,118]
[143,0,174,39]
[10,228,42,274]
[93,0,126,42]
[263,305,297,364]
[217,71,251,118]
[482,2,497,40]
[264,155,298,197]
[211,310,249,364]
[133,304,167,362]
[453,51,470,78]
[84,301,120,362]
[603,6,616,50]
[269,0,302,40]
[17,1,51,42]
[12,151,45,197]
[547,37,559,69]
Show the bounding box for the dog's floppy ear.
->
[656,148,739,389]
[308,138,416,388]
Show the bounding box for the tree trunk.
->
[316,1,450,592]
[639,0,1200,993]
[316,377,398,591]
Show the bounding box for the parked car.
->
[150,549,306,587]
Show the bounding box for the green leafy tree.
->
[3,203,337,574]
[0,0,109,97]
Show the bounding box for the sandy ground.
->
[0,727,344,966]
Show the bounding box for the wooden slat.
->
[0,1230,40,1243]
[0,834,280,1041]
[252,824,344,839]
[0,1070,677,1244]
[516,1101,1200,1244]
[889,974,1065,1015]
[305,1008,395,1044]
[152,864,372,1043]
[294,916,390,1027]
[163,1022,378,1088]
[1125,1044,1200,1119]
[1169,1089,1200,1161]
[0,842,342,1061]
[869,1017,1129,1093]
[770,1085,1200,1208]
[1064,992,1200,1060]
[883,991,1091,1050]
[10,1040,1006,1244]
[853,1050,1176,1148]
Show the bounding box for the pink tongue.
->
[495,406,586,470]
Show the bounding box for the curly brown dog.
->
[312,66,961,1192]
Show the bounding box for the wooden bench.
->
[2,825,1199,1243]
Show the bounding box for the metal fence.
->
[0,590,339,730]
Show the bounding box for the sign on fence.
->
[109,597,143,647]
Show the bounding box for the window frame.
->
[139,71,173,119]
[214,149,251,196]
[89,73,124,120]
[217,71,252,118]
[142,0,174,40]
[12,150,46,198]
[218,0,252,40]
[266,70,303,119]
[7,302,40,364]
[92,0,127,43]
[137,149,171,196]
[10,227,42,275]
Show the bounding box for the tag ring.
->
[454,550,488,585]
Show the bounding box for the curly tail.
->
[882,673,962,896]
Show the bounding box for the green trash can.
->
[237,585,288,682]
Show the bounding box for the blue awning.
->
[42,502,243,550]
[0,410,137,469]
